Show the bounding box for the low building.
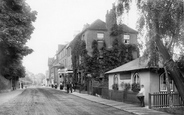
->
[106,57,178,106]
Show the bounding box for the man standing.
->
[137,85,145,107]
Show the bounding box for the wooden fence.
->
[149,92,184,108]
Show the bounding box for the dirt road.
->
[0,88,134,115]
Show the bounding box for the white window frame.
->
[97,32,104,39]
[123,34,130,44]
[133,72,140,84]
[160,72,174,92]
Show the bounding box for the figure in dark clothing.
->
[73,83,76,92]
[69,82,73,93]
[66,83,70,93]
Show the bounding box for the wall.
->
[129,34,138,45]
[139,70,151,104]
[0,75,11,92]
[150,71,160,93]
[84,30,110,55]
[108,74,115,90]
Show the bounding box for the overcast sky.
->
[23,0,138,75]
[23,0,116,75]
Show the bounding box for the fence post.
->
[149,93,152,109]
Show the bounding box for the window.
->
[113,74,118,84]
[133,72,140,83]
[82,34,85,40]
[160,73,173,91]
[79,55,82,64]
[123,35,130,44]
[120,72,131,80]
[97,33,104,39]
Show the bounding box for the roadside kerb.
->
[70,92,171,115]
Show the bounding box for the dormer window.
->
[123,35,130,44]
[97,33,104,39]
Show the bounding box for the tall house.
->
[106,6,139,59]
[81,19,110,56]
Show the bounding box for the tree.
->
[0,0,37,79]
[116,0,184,100]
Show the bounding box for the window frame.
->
[159,72,174,92]
[133,72,140,84]
[97,32,104,39]
[123,34,130,44]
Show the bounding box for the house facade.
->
[48,43,73,88]
[106,57,178,106]
[70,9,140,91]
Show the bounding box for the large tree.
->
[0,0,37,79]
[117,0,184,100]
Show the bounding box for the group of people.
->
[66,82,76,93]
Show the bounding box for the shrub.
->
[131,83,140,92]
[112,84,118,90]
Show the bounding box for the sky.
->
[23,0,117,75]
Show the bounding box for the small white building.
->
[106,57,176,105]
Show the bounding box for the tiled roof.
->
[87,19,107,31]
[120,24,138,34]
[105,57,163,74]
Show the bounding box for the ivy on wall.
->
[71,24,139,82]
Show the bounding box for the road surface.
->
[0,88,135,115]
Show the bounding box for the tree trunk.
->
[155,34,184,100]
[164,67,173,107]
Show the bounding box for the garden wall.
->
[0,75,11,92]
[93,87,140,104]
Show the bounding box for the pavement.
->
[70,91,171,115]
[0,88,24,105]
[0,87,171,115]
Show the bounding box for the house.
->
[47,43,73,88]
[70,19,110,85]
[105,57,178,106]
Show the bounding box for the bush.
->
[112,84,118,90]
[131,83,140,92]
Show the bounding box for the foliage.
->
[121,82,130,91]
[117,0,184,66]
[124,83,131,91]
[176,55,184,72]
[0,0,37,79]
[112,84,118,90]
[117,0,184,100]
[131,83,140,92]
[71,34,83,82]
[101,37,138,72]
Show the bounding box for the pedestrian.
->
[69,82,73,93]
[137,84,145,107]
[73,83,76,92]
[66,82,70,93]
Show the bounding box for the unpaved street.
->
[0,88,134,115]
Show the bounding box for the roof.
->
[120,24,138,34]
[87,19,107,31]
[105,57,163,74]
[69,19,107,48]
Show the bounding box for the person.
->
[69,82,73,93]
[137,84,145,107]
[66,82,70,93]
[60,82,63,90]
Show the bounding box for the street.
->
[0,88,134,115]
